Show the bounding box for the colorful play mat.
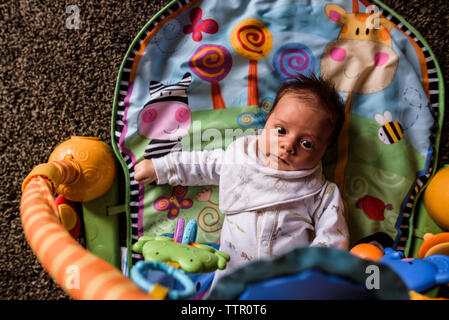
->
[111,0,445,272]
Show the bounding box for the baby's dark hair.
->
[268,73,345,148]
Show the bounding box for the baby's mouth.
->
[271,154,288,166]
[278,156,289,166]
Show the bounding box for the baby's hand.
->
[134,159,157,184]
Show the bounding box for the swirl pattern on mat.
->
[197,206,222,233]
[273,42,315,80]
[189,44,232,83]
[231,18,272,60]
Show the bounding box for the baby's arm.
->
[310,183,349,250]
[134,148,225,186]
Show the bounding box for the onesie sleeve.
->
[152,148,225,186]
[310,182,349,250]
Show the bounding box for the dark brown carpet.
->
[0,0,448,299]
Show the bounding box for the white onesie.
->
[152,135,349,286]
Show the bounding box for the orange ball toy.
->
[48,136,116,202]
[424,167,449,230]
[349,243,384,261]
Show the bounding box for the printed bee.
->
[374,111,404,145]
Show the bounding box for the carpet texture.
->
[0,0,447,299]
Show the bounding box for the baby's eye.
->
[301,140,313,149]
[276,126,286,135]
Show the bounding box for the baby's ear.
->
[324,129,338,152]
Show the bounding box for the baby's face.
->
[258,93,333,171]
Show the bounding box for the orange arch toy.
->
[21,158,154,300]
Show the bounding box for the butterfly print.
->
[183,7,218,42]
[154,185,193,219]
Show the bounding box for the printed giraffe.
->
[320,3,399,220]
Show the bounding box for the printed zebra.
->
[138,72,193,159]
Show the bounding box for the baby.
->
[135,73,349,286]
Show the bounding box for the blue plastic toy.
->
[379,248,449,293]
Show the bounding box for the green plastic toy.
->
[132,235,230,274]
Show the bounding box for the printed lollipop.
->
[231,19,273,106]
[273,42,316,80]
[189,44,232,109]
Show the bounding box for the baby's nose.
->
[281,139,295,153]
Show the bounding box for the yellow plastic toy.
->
[423,166,449,230]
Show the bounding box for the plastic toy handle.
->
[20,172,153,300]
[174,218,185,243]
[182,220,198,245]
